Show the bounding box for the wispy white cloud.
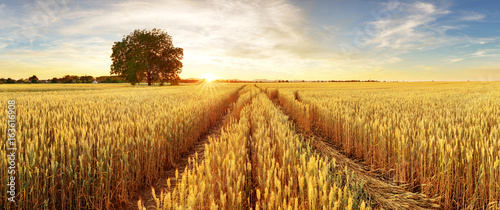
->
[473,50,487,57]
[472,49,498,57]
[339,1,500,74]
[365,2,451,50]
[336,2,457,67]
[443,58,464,63]
[469,37,498,45]
[461,12,486,21]
[387,56,402,64]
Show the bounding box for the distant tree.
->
[80,75,94,83]
[51,77,59,83]
[29,75,39,83]
[6,78,15,84]
[61,75,75,83]
[111,28,184,86]
[16,79,25,83]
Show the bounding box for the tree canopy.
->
[110,28,183,86]
[28,75,39,83]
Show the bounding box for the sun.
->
[203,73,217,82]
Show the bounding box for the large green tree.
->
[110,28,183,86]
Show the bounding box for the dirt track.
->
[267,88,440,209]
[127,89,242,210]
[129,86,440,209]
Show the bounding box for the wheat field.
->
[0,84,241,209]
[258,82,500,209]
[1,82,499,209]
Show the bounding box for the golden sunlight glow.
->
[203,73,217,82]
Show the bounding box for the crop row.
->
[259,82,500,209]
[0,84,242,209]
[146,87,370,209]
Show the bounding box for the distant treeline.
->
[1,75,387,84]
[180,79,201,83]
[0,75,126,84]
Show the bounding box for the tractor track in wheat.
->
[263,87,439,210]
[126,87,244,210]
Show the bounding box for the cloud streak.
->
[461,12,486,21]
[472,49,498,57]
[365,2,451,50]
[444,58,464,63]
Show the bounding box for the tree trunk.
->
[147,71,152,86]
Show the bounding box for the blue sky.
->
[0,0,499,81]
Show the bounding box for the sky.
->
[0,0,499,81]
